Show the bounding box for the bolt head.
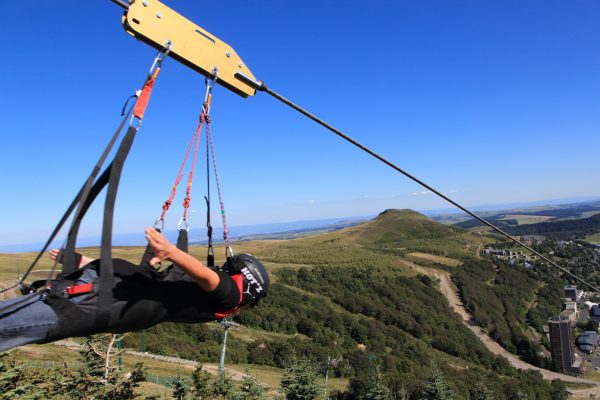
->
[156,12,162,18]
[143,1,149,6]
[226,52,231,58]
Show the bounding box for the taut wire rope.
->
[234,75,600,293]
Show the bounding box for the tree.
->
[171,373,190,400]
[238,368,268,400]
[470,382,494,400]
[350,356,392,400]
[279,357,325,400]
[211,372,238,400]
[191,365,212,399]
[418,363,454,400]
[61,335,146,400]
[0,351,43,399]
[362,361,391,400]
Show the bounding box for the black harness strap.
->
[9,111,132,293]
[97,125,139,329]
[62,111,132,274]
[62,164,113,273]
[15,168,111,296]
[176,229,189,254]
[139,221,189,267]
[139,236,158,267]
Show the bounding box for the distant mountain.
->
[350,209,464,241]
[332,208,480,259]
[503,213,600,240]
[0,216,368,253]
[452,200,600,240]
[444,199,600,228]
[434,200,600,228]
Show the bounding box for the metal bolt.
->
[142,1,148,6]
[156,12,162,18]
[226,52,231,58]
[238,62,243,68]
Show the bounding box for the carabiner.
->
[202,67,218,115]
[129,113,143,129]
[153,218,165,232]
[206,67,219,89]
[177,218,190,232]
[225,245,234,260]
[148,40,173,78]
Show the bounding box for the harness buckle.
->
[62,283,94,298]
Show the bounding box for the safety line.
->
[248,79,600,293]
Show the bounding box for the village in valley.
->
[482,236,600,375]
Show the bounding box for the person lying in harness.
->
[0,228,269,352]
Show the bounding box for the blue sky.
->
[1,1,599,246]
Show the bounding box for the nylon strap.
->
[97,125,139,329]
[63,110,132,274]
[176,229,189,254]
[133,68,159,120]
[139,228,159,267]
[11,109,132,289]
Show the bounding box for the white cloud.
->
[411,191,432,196]
[362,194,397,199]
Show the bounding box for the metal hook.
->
[177,218,190,232]
[153,218,165,232]
[148,40,173,77]
[225,245,234,259]
[129,113,143,129]
[202,67,218,115]
[205,67,219,90]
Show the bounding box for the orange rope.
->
[159,115,204,222]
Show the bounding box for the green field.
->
[585,232,600,245]
[500,214,554,225]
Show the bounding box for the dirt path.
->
[417,267,600,389]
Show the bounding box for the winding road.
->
[419,266,600,392]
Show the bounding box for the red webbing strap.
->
[213,274,244,319]
[65,283,94,296]
[133,68,160,120]
[159,116,205,222]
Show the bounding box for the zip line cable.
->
[234,73,600,293]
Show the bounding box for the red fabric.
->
[65,283,94,296]
[133,75,157,120]
[213,273,244,319]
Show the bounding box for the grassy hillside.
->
[0,209,569,398]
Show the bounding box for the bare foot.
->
[49,249,94,268]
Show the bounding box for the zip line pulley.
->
[116,0,257,98]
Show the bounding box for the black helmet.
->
[226,254,269,307]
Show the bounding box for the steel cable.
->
[250,79,600,293]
